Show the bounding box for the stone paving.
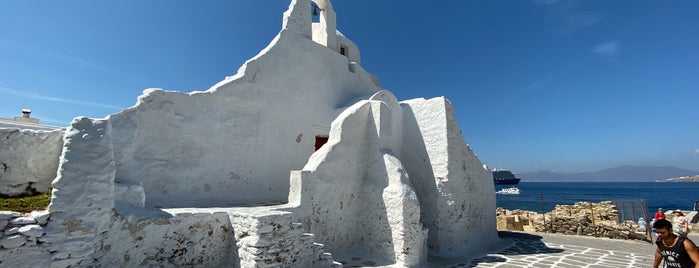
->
[345,231,680,267]
[462,240,651,267]
[435,232,656,268]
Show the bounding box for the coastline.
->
[665,175,699,182]
[496,201,699,242]
[495,182,699,220]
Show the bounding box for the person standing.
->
[638,217,647,232]
[674,210,691,238]
[656,208,667,220]
[653,219,699,268]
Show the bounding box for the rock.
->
[497,201,651,242]
[5,227,20,235]
[53,252,70,260]
[30,211,51,225]
[10,217,37,225]
[18,225,45,237]
[0,234,27,249]
[0,211,21,220]
[0,219,8,230]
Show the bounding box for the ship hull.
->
[494,178,521,185]
[492,170,522,185]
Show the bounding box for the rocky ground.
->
[496,201,698,242]
[362,202,699,267]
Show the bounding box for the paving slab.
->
[430,231,661,268]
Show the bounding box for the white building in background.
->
[0,0,497,267]
[0,109,62,131]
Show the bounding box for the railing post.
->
[589,197,596,236]
[642,200,652,242]
[540,193,546,232]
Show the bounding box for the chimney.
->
[13,109,39,124]
[21,109,31,118]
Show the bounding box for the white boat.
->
[496,187,520,195]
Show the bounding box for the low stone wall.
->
[1,117,341,267]
[497,201,649,241]
[0,210,52,266]
[0,211,50,248]
[227,208,340,267]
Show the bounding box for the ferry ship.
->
[492,170,521,185]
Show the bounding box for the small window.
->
[314,136,329,151]
[340,46,347,56]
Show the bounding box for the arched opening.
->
[310,0,337,50]
[311,2,320,23]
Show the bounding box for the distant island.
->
[665,175,699,182]
[518,165,699,182]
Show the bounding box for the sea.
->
[495,182,699,220]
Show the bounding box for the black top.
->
[656,236,696,268]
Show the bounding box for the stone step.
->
[228,211,339,267]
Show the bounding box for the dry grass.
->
[0,189,51,213]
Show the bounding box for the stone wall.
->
[0,207,340,267]
[497,201,649,241]
[0,211,51,266]
[226,208,339,267]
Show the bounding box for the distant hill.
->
[518,165,699,182]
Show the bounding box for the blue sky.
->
[1,1,698,173]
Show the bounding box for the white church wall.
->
[337,34,361,65]
[289,101,370,252]
[400,97,497,257]
[106,4,382,208]
[44,117,116,267]
[0,128,63,196]
[288,99,429,265]
[367,99,428,265]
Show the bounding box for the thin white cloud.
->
[562,13,600,33]
[0,40,118,74]
[0,85,123,110]
[592,41,620,56]
[534,0,601,33]
[693,148,699,155]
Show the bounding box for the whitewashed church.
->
[0,0,497,266]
